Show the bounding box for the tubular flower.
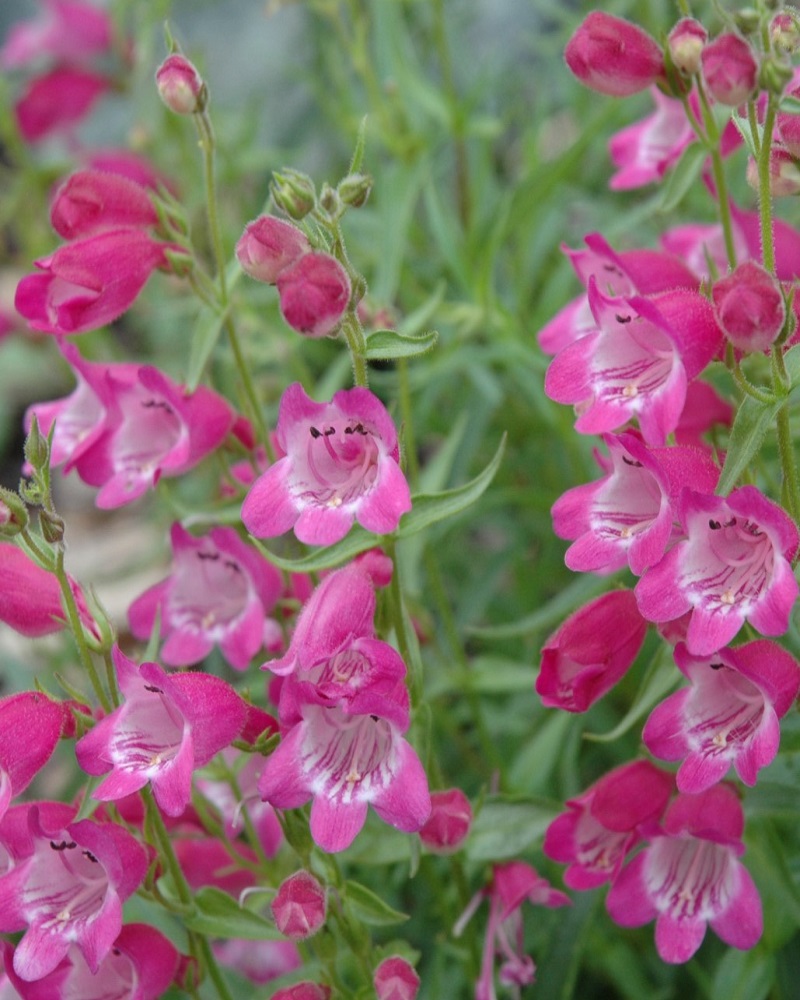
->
[635,485,799,656]
[242,382,411,546]
[564,12,665,97]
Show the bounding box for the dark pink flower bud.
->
[564,12,664,97]
[712,261,786,352]
[419,788,472,853]
[156,53,206,115]
[15,65,111,143]
[50,169,158,240]
[374,956,421,1000]
[276,252,351,337]
[668,18,707,76]
[701,32,758,106]
[236,215,310,284]
[271,870,327,939]
[271,983,331,1000]
[772,13,800,53]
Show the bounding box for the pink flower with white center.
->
[643,640,800,793]
[374,956,420,1000]
[75,646,246,817]
[606,784,763,963]
[536,589,648,712]
[128,522,283,670]
[0,807,148,982]
[2,923,179,1000]
[0,692,72,822]
[1,0,112,70]
[543,760,674,889]
[14,66,111,144]
[552,432,719,576]
[608,87,694,190]
[545,281,722,445]
[242,382,411,546]
[564,12,664,97]
[271,870,327,940]
[49,169,159,241]
[635,485,799,656]
[454,861,569,1000]
[259,697,430,853]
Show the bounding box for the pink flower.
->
[674,379,733,451]
[701,32,758,106]
[242,382,411,546]
[536,590,648,712]
[668,18,708,76]
[643,640,800,792]
[49,169,158,241]
[15,229,178,335]
[213,938,300,985]
[608,88,695,190]
[552,431,719,576]
[564,12,664,97]
[1,0,112,70]
[128,523,283,670]
[276,252,351,338]
[155,53,206,115]
[545,281,722,445]
[419,787,473,853]
[544,760,674,889]
[713,261,786,353]
[236,215,311,284]
[271,870,327,940]
[271,983,331,1000]
[75,646,247,816]
[0,807,148,981]
[14,65,111,143]
[635,485,799,656]
[606,784,763,963]
[374,956,420,1000]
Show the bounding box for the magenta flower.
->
[701,32,758,106]
[271,870,327,940]
[155,53,206,115]
[635,485,799,656]
[242,382,411,546]
[536,590,648,712]
[545,281,722,445]
[49,169,158,241]
[15,228,178,335]
[128,522,283,670]
[552,431,719,576]
[14,65,111,143]
[0,807,148,981]
[564,12,664,97]
[374,956,421,1000]
[667,18,708,76]
[276,252,352,338]
[1,0,112,70]
[419,787,473,854]
[75,646,246,816]
[236,214,311,284]
[543,760,674,889]
[606,784,763,963]
[2,922,179,1000]
[674,380,733,451]
[608,88,694,190]
[213,937,300,986]
[712,261,786,353]
[643,640,800,792]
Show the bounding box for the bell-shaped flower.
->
[0,692,73,822]
[0,807,148,981]
[75,646,247,817]
[49,169,159,241]
[536,589,648,712]
[643,640,800,792]
[15,228,181,335]
[606,784,762,963]
[552,431,719,576]
[564,12,664,97]
[128,523,283,670]
[545,281,723,445]
[1,922,179,999]
[543,760,674,889]
[242,382,411,546]
[636,485,799,656]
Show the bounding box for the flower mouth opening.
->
[298,421,380,508]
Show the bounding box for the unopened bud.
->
[236,215,310,284]
[0,489,28,537]
[271,870,327,940]
[772,12,800,53]
[24,416,49,474]
[270,169,315,220]
[338,172,373,207]
[276,252,351,337]
[271,983,331,1000]
[667,18,707,76]
[701,32,758,106]
[419,788,473,853]
[374,957,420,1000]
[759,56,794,95]
[156,53,207,115]
[318,182,341,218]
[713,261,786,353]
[39,509,65,545]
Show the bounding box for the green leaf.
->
[184,887,281,940]
[396,281,446,337]
[344,880,409,926]
[363,327,438,360]
[711,948,774,1000]
[467,796,559,862]
[657,142,707,214]
[397,434,506,538]
[584,648,679,743]
[186,258,244,391]
[717,393,784,496]
[251,526,376,574]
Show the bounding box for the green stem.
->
[385,538,419,702]
[776,406,800,523]
[195,110,228,302]
[397,358,419,487]
[696,83,737,269]
[341,311,369,388]
[758,94,778,275]
[223,317,275,462]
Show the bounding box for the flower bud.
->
[24,415,49,474]
[701,32,758,106]
[276,252,351,337]
[374,956,420,1000]
[564,12,665,97]
[760,56,794,96]
[156,53,206,115]
[318,181,341,218]
[0,488,28,537]
[236,215,310,285]
[270,169,316,220]
[39,509,65,545]
[338,171,373,207]
[712,261,786,352]
[772,12,800,53]
[270,871,327,940]
[667,18,707,76]
[419,788,472,853]
[271,983,331,1000]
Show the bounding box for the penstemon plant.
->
[2,0,800,998]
